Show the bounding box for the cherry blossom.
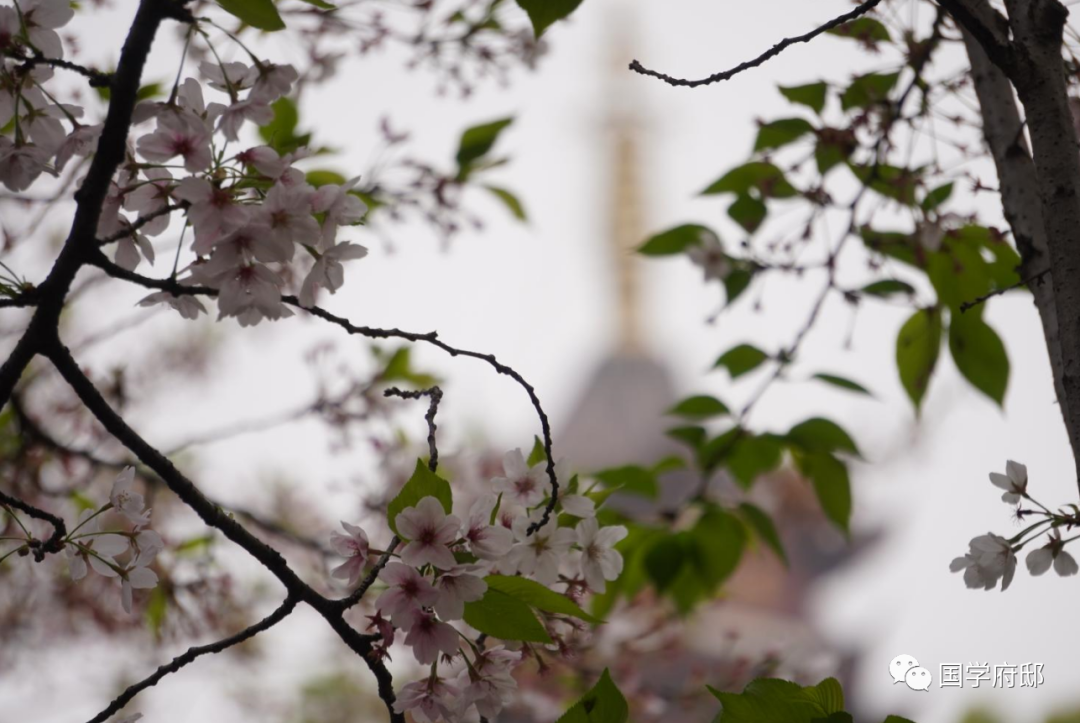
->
[54,123,101,172]
[123,168,174,237]
[433,564,487,621]
[395,496,461,571]
[393,676,460,723]
[137,291,207,320]
[256,181,319,248]
[402,607,459,665]
[311,177,368,248]
[576,517,628,594]
[560,493,596,518]
[174,177,249,252]
[492,449,548,508]
[120,562,158,614]
[0,137,51,191]
[507,509,576,585]
[1025,530,1079,578]
[989,460,1028,505]
[687,229,730,282]
[950,533,1017,591]
[298,241,368,308]
[463,493,513,560]
[329,521,370,587]
[455,646,520,719]
[18,0,74,58]
[65,510,128,581]
[375,561,438,627]
[136,111,212,173]
[110,467,151,527]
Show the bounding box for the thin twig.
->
[0,489,66,561]
[960,267,1050,312]
[83,595,300,723]
[20,55,113,87]
[628,0,885,88]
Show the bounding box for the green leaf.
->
[710,678,827,723]
[258,97,308,154]
[861,279,915,298]
[690,508,746,591]
[949,312,1009,406]
[796,451,852,534]
[667,395,730,420]
[896,308,942,411]
[455,117,513,176]
[699,427,743,472]
[484,575,602,624]
[666,425,707,450]
[805,678,845,714]
[779,82,828,114]
[299,0,335,8]
[882,718,917,723]
[306,169,347,188]
[921,182,954,212]
[462,588,551,643]
[145,586,168,636]
[848,163,920,205]
[217,0,285,30]
[726,434,786,489]
[556,669,629,723]
[484,185,527,221]
[811,373,873,396]
[644,533,685,592]
[724,268,754,306]
[385,460,453,536]
[637,224,713,256]
[378,347,438,388]
[594,465,657,499]
[728,193,767,233]
[702,162,797,198]
[515,0,585,38]
[738,502,787,565]
[813,715,854,723]
[714,343,769,379]
[527,435,546,467]
[840,72,899,110]
[827,17,891,44]
[787,417,860,457]
[754,117,814,152]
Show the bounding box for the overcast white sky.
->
[6,1,1080,722]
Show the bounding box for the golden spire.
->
[604,15,647,355]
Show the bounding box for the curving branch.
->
[83,595,300,723]
[19,55,113,87]
[628,0,885,89]
[86,252,562,534]
[0,488,66,561]
[97,203,188,247]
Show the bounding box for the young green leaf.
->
[455,117,513,176]
[484,185,528,221]
[860,279,915,298]
[516,0,586,38]
[702,161,798,198]
[385,460,452,536]
[840,72,899,110]
[485,575,603,624]
[714,344,769,379]
[787,417,861,457]
[728,193,768,233]
[738,503,787,565]
[217,0,286,30]
[779,82,828,114]
[896,308,942,411]
[462,588,551,643]
[754,117,814,152]
[949,312,1009,406]
[637,224,713,256]
[811,373,873,396]
[556,669,629,723]
[796,451,852,534]
[667,395,730,420]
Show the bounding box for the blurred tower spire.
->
[605,13,646,355]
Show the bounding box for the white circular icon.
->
[890,654,919,684]
[905,666,932,691]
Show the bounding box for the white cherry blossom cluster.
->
[64,467,163,613]
[1,4,370,325]
[951,460,1079,591]
[0,0,103,191]
[328,448,629,723]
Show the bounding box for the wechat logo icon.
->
[891,654,932,691]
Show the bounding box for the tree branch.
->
[19,55,112,88]
[83,595,300,723]
[87,254,562,534]
[628,0,885,88]
[0,489,65,561]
